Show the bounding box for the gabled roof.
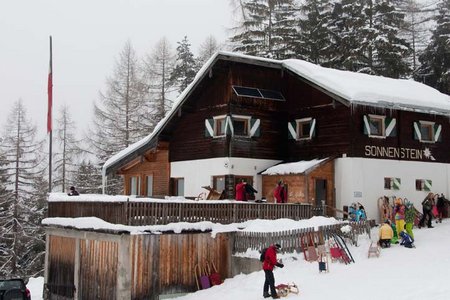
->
[103,51,450,177]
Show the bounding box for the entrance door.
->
[315,179,327,212]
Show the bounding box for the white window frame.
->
[367,114,386,138]
[146,175,153,197]
[213,115,227,138]
[296,117,313,140]
[418,121,435,143]
[130,176,141,196]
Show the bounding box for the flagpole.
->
[48,36,53,193]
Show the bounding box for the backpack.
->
[260,248,268,262]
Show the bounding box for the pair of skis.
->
[331,233,355,264]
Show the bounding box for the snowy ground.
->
[28,218,450,300]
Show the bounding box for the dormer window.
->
[413,121,442,143]
[363,115,396,138]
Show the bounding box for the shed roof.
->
[261,158,330,175]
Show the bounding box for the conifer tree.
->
[0,100,45,277]
[89,41,149,194]
[53,105,82,192]
[416,0,450,94]
[73,160,102,194]
[142,37,176,126]
[169,36,198,93]
[197,35,221,66]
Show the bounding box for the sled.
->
[318,250,329,273]
[207,261,222,286]
[194,264,210,290]
[301,233,318,262]
[368,241,381,258]
[275,282,299,297]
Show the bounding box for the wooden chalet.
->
[103,51,450,222]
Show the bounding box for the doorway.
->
[315,179,327,206]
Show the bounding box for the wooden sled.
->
[276,283,299,297]
[368,241,381,258]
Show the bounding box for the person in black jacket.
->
[68,186,79,196]
[419,192,434,228]
[436,193,447,223]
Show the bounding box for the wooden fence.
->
[233,220,374,253]
[48,201,313,225]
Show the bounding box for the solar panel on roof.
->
[259,89,285,100]
[233,86,262,98]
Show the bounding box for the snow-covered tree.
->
[53,105,82,192]
[416,0,450,94]
[297,0,335,64]
[72,160,102,194]
[230,0,299,59]
[142,37,176,126]
[89,41,149,194]
[372,0,412,77]
[169,36,198,93]
[0,100,45,277]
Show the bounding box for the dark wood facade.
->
[111,53,449,201]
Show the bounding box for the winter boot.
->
[263,292,271,298]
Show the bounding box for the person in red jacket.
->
[273,181,287,203]
[262,243,284,299]
[235,179,247,201]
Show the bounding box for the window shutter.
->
[424,180,432,191]
[434,124,442,142]
[225,115,233,136]
[250,118,261,138]
[309,118,316,138]
[385,118,397,137]
[363,115,371,135]
[393,178,401,190]
[288,121,297,139]
[205,119,214,137]
[413,122,421,140]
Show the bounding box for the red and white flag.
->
[47,36,53,133]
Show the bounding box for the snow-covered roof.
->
[261,158,329,175]
[103,51,450,176]
[283,59,450,114]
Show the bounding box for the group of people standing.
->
[235,179,287,203]
[378,193,448,248]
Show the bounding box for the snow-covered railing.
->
[47,200,313,225]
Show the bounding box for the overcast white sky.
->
[0,0,234,137]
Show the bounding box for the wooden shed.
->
[261,158,335,211]
[43,226,232,300]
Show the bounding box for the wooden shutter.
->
[288,121,297,139]
[413,122,421,140]
[363,115,371,135]
[393,178,401,190]
[205,118,214,137]
[309,118,316,138]
[385,118,397,137]
[250,118,261,137]
[424,180,432,191]
[434,124,442,142]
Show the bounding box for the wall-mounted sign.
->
[364,145,435,161]
[354,191,362,198]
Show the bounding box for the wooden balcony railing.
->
[47,200,313,226]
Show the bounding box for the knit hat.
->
[275,244,282,251]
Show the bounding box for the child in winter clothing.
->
[379,220,394,248]
[399,230,415,248]
[262,244,284,299]
[394,198,406,238]
[404,200,415,239]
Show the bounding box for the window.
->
[146,175,153,197]
[232,116,250,136]
[205,115,260,138]
[288,117,316,140]
[130,176,141,195]
[213,176,225,192]
[384,177,400,190]
[232,85,285,101]
[214,116,227,136]
[416,179,432,191]
[413,121,442,143]
[173,178,184,196]
[363,115,397,138]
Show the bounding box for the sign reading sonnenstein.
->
[364,145,435,161]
